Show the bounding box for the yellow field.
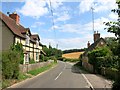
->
[62,52,84,59]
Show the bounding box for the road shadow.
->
[71,62,90,74]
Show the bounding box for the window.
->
[36,53,39,61]
[24,53,29,64]
[26,35,30,45]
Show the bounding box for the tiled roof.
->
[0,12,42,44]
[83,38,106,56]
[0,11,26,38]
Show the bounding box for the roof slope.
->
[83,38,106,56]
[0,11,26,38]
[0,12,42,44]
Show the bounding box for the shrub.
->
[44,56,49,62]
[29,59,35,64]
[63,58,79,62]
[2,50,20,79]
[40,54,44,62]
[57,57,65,61]
[49,56,57,63]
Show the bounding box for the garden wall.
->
[101,67,118,80]
[82,62,93,73]
[19,61,53,73]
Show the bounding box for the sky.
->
[1,0,118,50]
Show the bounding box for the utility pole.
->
[56,44,58,49]
[91,7,95,34]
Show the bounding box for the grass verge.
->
[2,62,57,89]
[2,73,30,89]
[27,62,57,76]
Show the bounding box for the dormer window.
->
[26,34,30,45]
[36,40,39,48]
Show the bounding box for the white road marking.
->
[80,70,95,90]
[54,71,63,80]
[54,62,66,80]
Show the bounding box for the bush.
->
[29,59,35,64]
[2,50,20,79]
[49,56,57,63]
[40,54,44,62]
[10,42,24,64]
[57,57,65,61]
[63,58,79,62]
[44,56,49,62]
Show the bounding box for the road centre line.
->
[54,62,66,80]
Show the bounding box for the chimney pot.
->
[94,31,100,42]
[9,12,20,24]
[87,41,90,48]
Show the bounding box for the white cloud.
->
[108,13,118,21]
[41,37,92,50]
[17,0,48,18]
[41,16,115,50]
[79,0,117,13]
[54,13,71,22]
[46,0,63,9]
[79,0,94,13]
[31,22,45,28]
[51,17,110,35]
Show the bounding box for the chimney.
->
[9,12,20,24]
[94,31,100,42]
[87,41,90,48]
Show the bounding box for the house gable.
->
[1,20,14,51]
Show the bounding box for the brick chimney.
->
[87,41,90,48]
[9,12,20,24]
[94,31,100,42]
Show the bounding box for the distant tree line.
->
[63,48,86,54]
[41,45,62,62]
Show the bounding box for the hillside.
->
[62,52,84,59]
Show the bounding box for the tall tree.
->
[104,1,120,89]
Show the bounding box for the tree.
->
[104,1,120,89]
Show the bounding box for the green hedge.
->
[63,58,79,62]
[2,50,20,79]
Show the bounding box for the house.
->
[0,11,45,64]
[81,31,106,72]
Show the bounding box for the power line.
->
[49,0,58,49]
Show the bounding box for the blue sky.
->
[1,0,118,50]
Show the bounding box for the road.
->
[10,61,92,88]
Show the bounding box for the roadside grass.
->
[2,62,57,89]
[2,73,30,89]
[27,62,57,76]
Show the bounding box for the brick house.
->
[0,11,45,64]
[81,31,106,72]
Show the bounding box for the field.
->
[62,52,84,59]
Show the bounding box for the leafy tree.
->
[104,0,120,89]
[42,45,62,59]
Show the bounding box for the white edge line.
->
[80,70,95,90]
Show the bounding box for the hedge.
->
[2,50,20,79]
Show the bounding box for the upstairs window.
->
[26,35,30,45]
